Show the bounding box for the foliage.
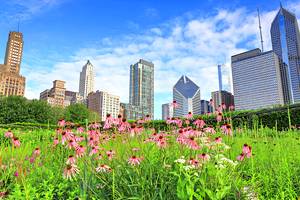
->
[64,103,90,123]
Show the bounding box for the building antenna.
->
[257,8,264,52]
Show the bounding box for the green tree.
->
[64,103,90,123]
[27,99,52,123]
[0,96,28,123]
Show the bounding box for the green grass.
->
[0,127,300,199]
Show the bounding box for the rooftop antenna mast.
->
[257,8,264,52]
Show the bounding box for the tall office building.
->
[271,5,300,103]
[211,90,234,111]
[231,49,285,110]
[0,31,25,96]
[200,100,213,114]
[88,90,120,121]
[79,60,95,99]
[129,59,154,119]
[173,75,201,117]
[162,103,174,120]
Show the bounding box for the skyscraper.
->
[200,100,213,114]
[0,31,26,96]
[162,103,174,120]
[231,49,285,110]
[129,59,154,119]
[211,90,234,111]
[271,5,300,103]
[40,80,67,107]
[79,60,95,100]
[173,75,201,117]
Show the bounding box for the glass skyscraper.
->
[271,5,300,103]
[129,59,154,119]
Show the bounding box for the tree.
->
[64,104,90,123]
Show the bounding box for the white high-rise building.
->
[173,75,201,117]
[88,90,120,121]
[231,49,285,110]
[79,60,95,99]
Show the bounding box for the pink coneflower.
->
[214,137,222,143]
[96,153,103,160]
[53,137,59,146]
[221,124,232,136]
[203,126,216,134]
[106,150,115,160]
[128,155,143,166]
[14,171,19,177]
[237,153,245,161]
[33,148,41,156]
[229,105,235,111]
[103,114,113,129]
[209,99,214,106]
[67,139,78,149]
[171,100,179,108]
[186,136,200,150]
[4,131,13,138]
[63,164,80,180]
[75,136,85,142]
[12,137,20,148]
[216,112,222,122]
[144,114,151,122]
[76,145,86,157]
[89,146,99,156]
[221,103,226,110]
[118,119,130,132]
[96,164,112,173]
[242,144,252,158]
[193,119,206,129]
[66,155,76,164]
[77,127,84,133]
[188,158,200,167]
[198,153,210,161]
[186,112,193,119]
[30,157,35,164]
[132,147,140,152]
[58,119,66,127]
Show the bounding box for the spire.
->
[280,1,283,8]
[257,8,264,52]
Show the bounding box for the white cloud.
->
[22,1,300,119]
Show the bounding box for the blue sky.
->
[0,0,299,119]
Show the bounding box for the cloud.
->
[22,1,300,119]
[145,8,159,19]
[1,0,67,22]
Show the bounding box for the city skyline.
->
[1,1,300,119]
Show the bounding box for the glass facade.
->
[271,7,300,103]
[129,59,154,119]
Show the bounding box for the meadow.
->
[0,117,300,200]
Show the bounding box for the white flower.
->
[183,165,195,171]
[174,156,186,164]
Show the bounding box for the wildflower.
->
[96,164,112,173]
[186,112,193,119]
[53,137,59,146]
[242,144,252,158]
[63,164,80,180]
[144,114,151,122]
[171,100,179,108]
[58,119,66,127]
[204,126,216,134]
[29,157,35,164]
[221,103,226,110]
[33,148,41,156]
[188,158,200,167]
[103,114,113,129]
[229,105,235,111]
[174,157,186,164]
[215,137,222,143]
[4,130,13,138]
[132,147,140,152]
[14,171,19,177]
[77,127,84,133]
[106,150,115,160]
[67,139,78,149]
[221,124,232,136]
[12,137,20,148]
[66,155,76,164]
[89,146,99,156]
[76,145,86,157]
[237,153,245,161]
[128,155,143,166]
[193,119,206,129]
[186,136,200,150]
[198,153,210,161]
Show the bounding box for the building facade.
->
[162,103,174,120]
[65,90,84,105]
[231,49,285,110]
[211,90,234,111]
[40,80,67,107]
[88,91,120,121]
[79,60,95,100]
[173,75,201,117]
[200,100,213,114]
[271,5,300,103]
[129,59,154,119]
[0,31,25,96]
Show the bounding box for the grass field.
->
[0,121,300,199]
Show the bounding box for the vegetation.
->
[0,96,99,125]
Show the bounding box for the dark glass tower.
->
[271,5,300,103]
